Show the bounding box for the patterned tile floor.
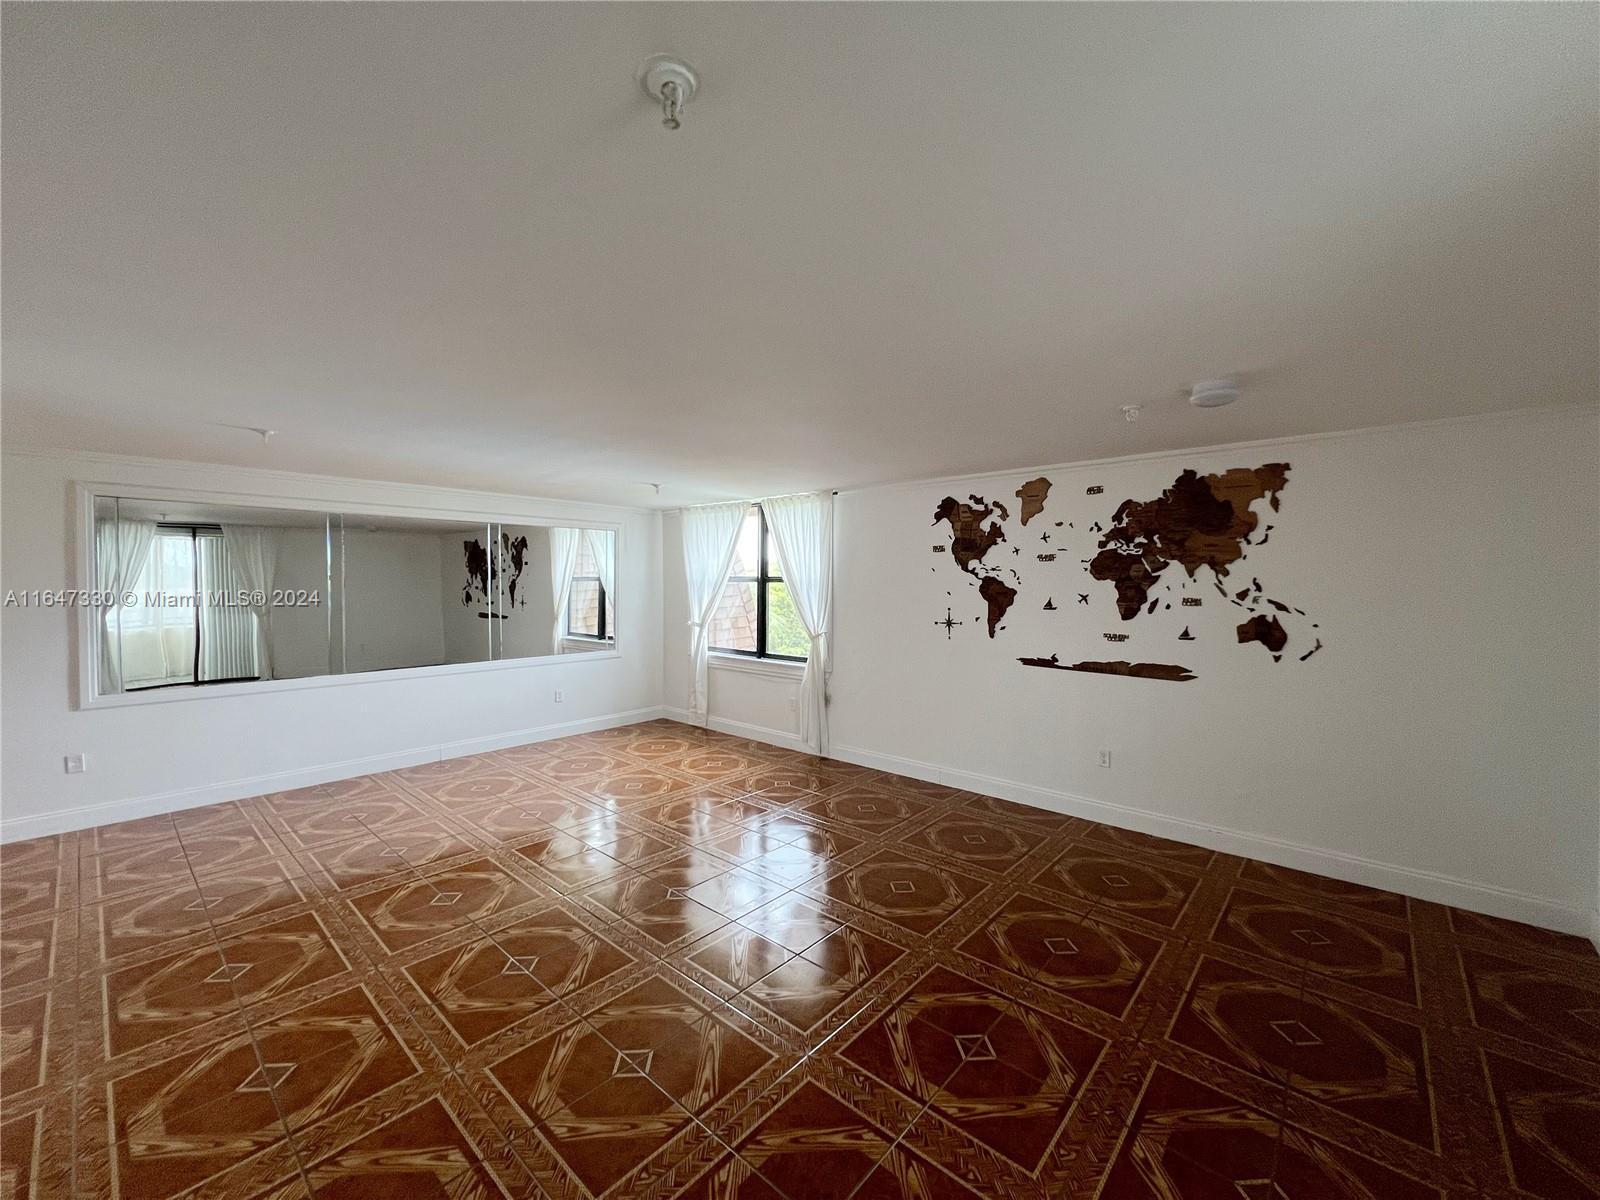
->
[2,719,1597,1199]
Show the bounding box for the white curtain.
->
[682,501,749,724]
[95,518,157,694]
[119,532,198,689]
[763,492,834,755]
[222,526,280,680]
[548,527,581,653]
[584,528,617,638]
[198,535,259,681]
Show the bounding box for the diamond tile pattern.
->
[2,719,1595,1198]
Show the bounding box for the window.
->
[114,526,260,690]
[566,534,613,641]
[708,505,809,661]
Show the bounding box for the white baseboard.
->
[659,706,812,755]
[829,740,1594,939]
[0,706,668,843]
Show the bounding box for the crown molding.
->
[0,444,659,515]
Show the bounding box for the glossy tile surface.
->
[1,719,1595,1199]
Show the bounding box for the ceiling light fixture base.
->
[639,55,698,130]
[1188,379,1240,408]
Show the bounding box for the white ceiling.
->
[4,3,1595,507]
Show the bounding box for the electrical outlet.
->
[553,690,564,703]
[1097,749,1112,769]
[64,754,87,774]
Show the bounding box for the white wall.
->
[341,529,447,673]
[0,449,663,839]
[271,528,335,680]
[499,525,557,661]
[663,408,1600,932]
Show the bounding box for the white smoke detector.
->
[1188,380,1240,408]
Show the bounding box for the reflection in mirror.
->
[93,498,333,695]
[492,525,615,656]
[336,514,493,673]
[91,495,618,696]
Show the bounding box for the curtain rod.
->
[677,489,838,513]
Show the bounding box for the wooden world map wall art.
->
[461,533,530,621]
[930,462,1322,681]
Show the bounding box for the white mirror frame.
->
[72,482,623,710]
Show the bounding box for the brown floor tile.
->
[1459,948,1600,1062]
[737,893,844,954]
[0,1107,43,1200]
[1447,907,1600,963]
[1032,843,1200,929]
[345,859,545,954]
[105,1015,298,1199]
[676,748,769,780]
[624,732,710,760]
[531,749,633,783]
[0,869,66,920]
[746,924,906,1033]
[457,792,604,841]
[805,850,985,936]
[1098,1063,1443,1198]
[15,720,1598,1200]
[583,768,696,806]
[487,1011,700,1195]
[959,894,1166,1018]
[0,993,50,1095]
[1236,858,1409,919]
[1079,823,1220,873]
[82,813,183,859]
[1,913,63,990]
[730,765,840,802]
[899,813,1038,869]
[89,862,312,963]
[714,1080,898,1200]
[394,762,550,807]
[263,790,429,849]
[1164,956,1437,1150]
[103,911,347,1055]
[1212,886,1418,1004]
[797,786,932,835]
[872,774,972,806]
[1479,1048,1600,1199]
[294,820,481,890]
[688,925,797,993]
[83,840,197,901]
[960,793,1081,832]
[254,1097,513,1198]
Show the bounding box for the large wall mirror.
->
[88,494,617,698]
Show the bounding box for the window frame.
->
[710,505,805,663]
[564,554,610,643]
[121,523,261,692]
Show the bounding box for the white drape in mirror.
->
[548,527,581,652]
[763,492,834,755]
[95,518,157,693]
[584,528,616,607]
[222,526,281,680]
[120,532,196,689]
[682,501,749,723]
[198,535,259,681]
